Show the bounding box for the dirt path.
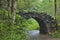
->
[29,30,60,40]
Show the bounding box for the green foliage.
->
[0,9,8,19]
[15,15,39,31]
[0,14,29,40]
[50,30,60,38]
[26,18,39,30]
[0,0,60,39]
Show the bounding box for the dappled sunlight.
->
[29,30,39,36]
[39,0,43,2]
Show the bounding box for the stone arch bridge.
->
[19,12,57,34]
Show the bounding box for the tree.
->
[54,0,58,30]
[11,0,16,25]
[7,0,10,25]
[0,0,2,8]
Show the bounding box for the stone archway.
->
[19,12,56,34]
[34,17,48,34]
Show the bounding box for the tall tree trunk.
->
[7,0,10,26]
[0,0,3,8]
[11,0,16,25]
[0,0,1,8]
[54,0,58,30]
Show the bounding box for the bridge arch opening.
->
[34,17,48,34]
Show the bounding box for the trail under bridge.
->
[29,30,60,40]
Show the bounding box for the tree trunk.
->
[54,0,58,30]
[0,0,1,7]
[11,0,16,25]
[7,0,10,26]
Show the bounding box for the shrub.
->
[0,14,29,40]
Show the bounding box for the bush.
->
[26,18,39,30]
[0,14,29,40]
